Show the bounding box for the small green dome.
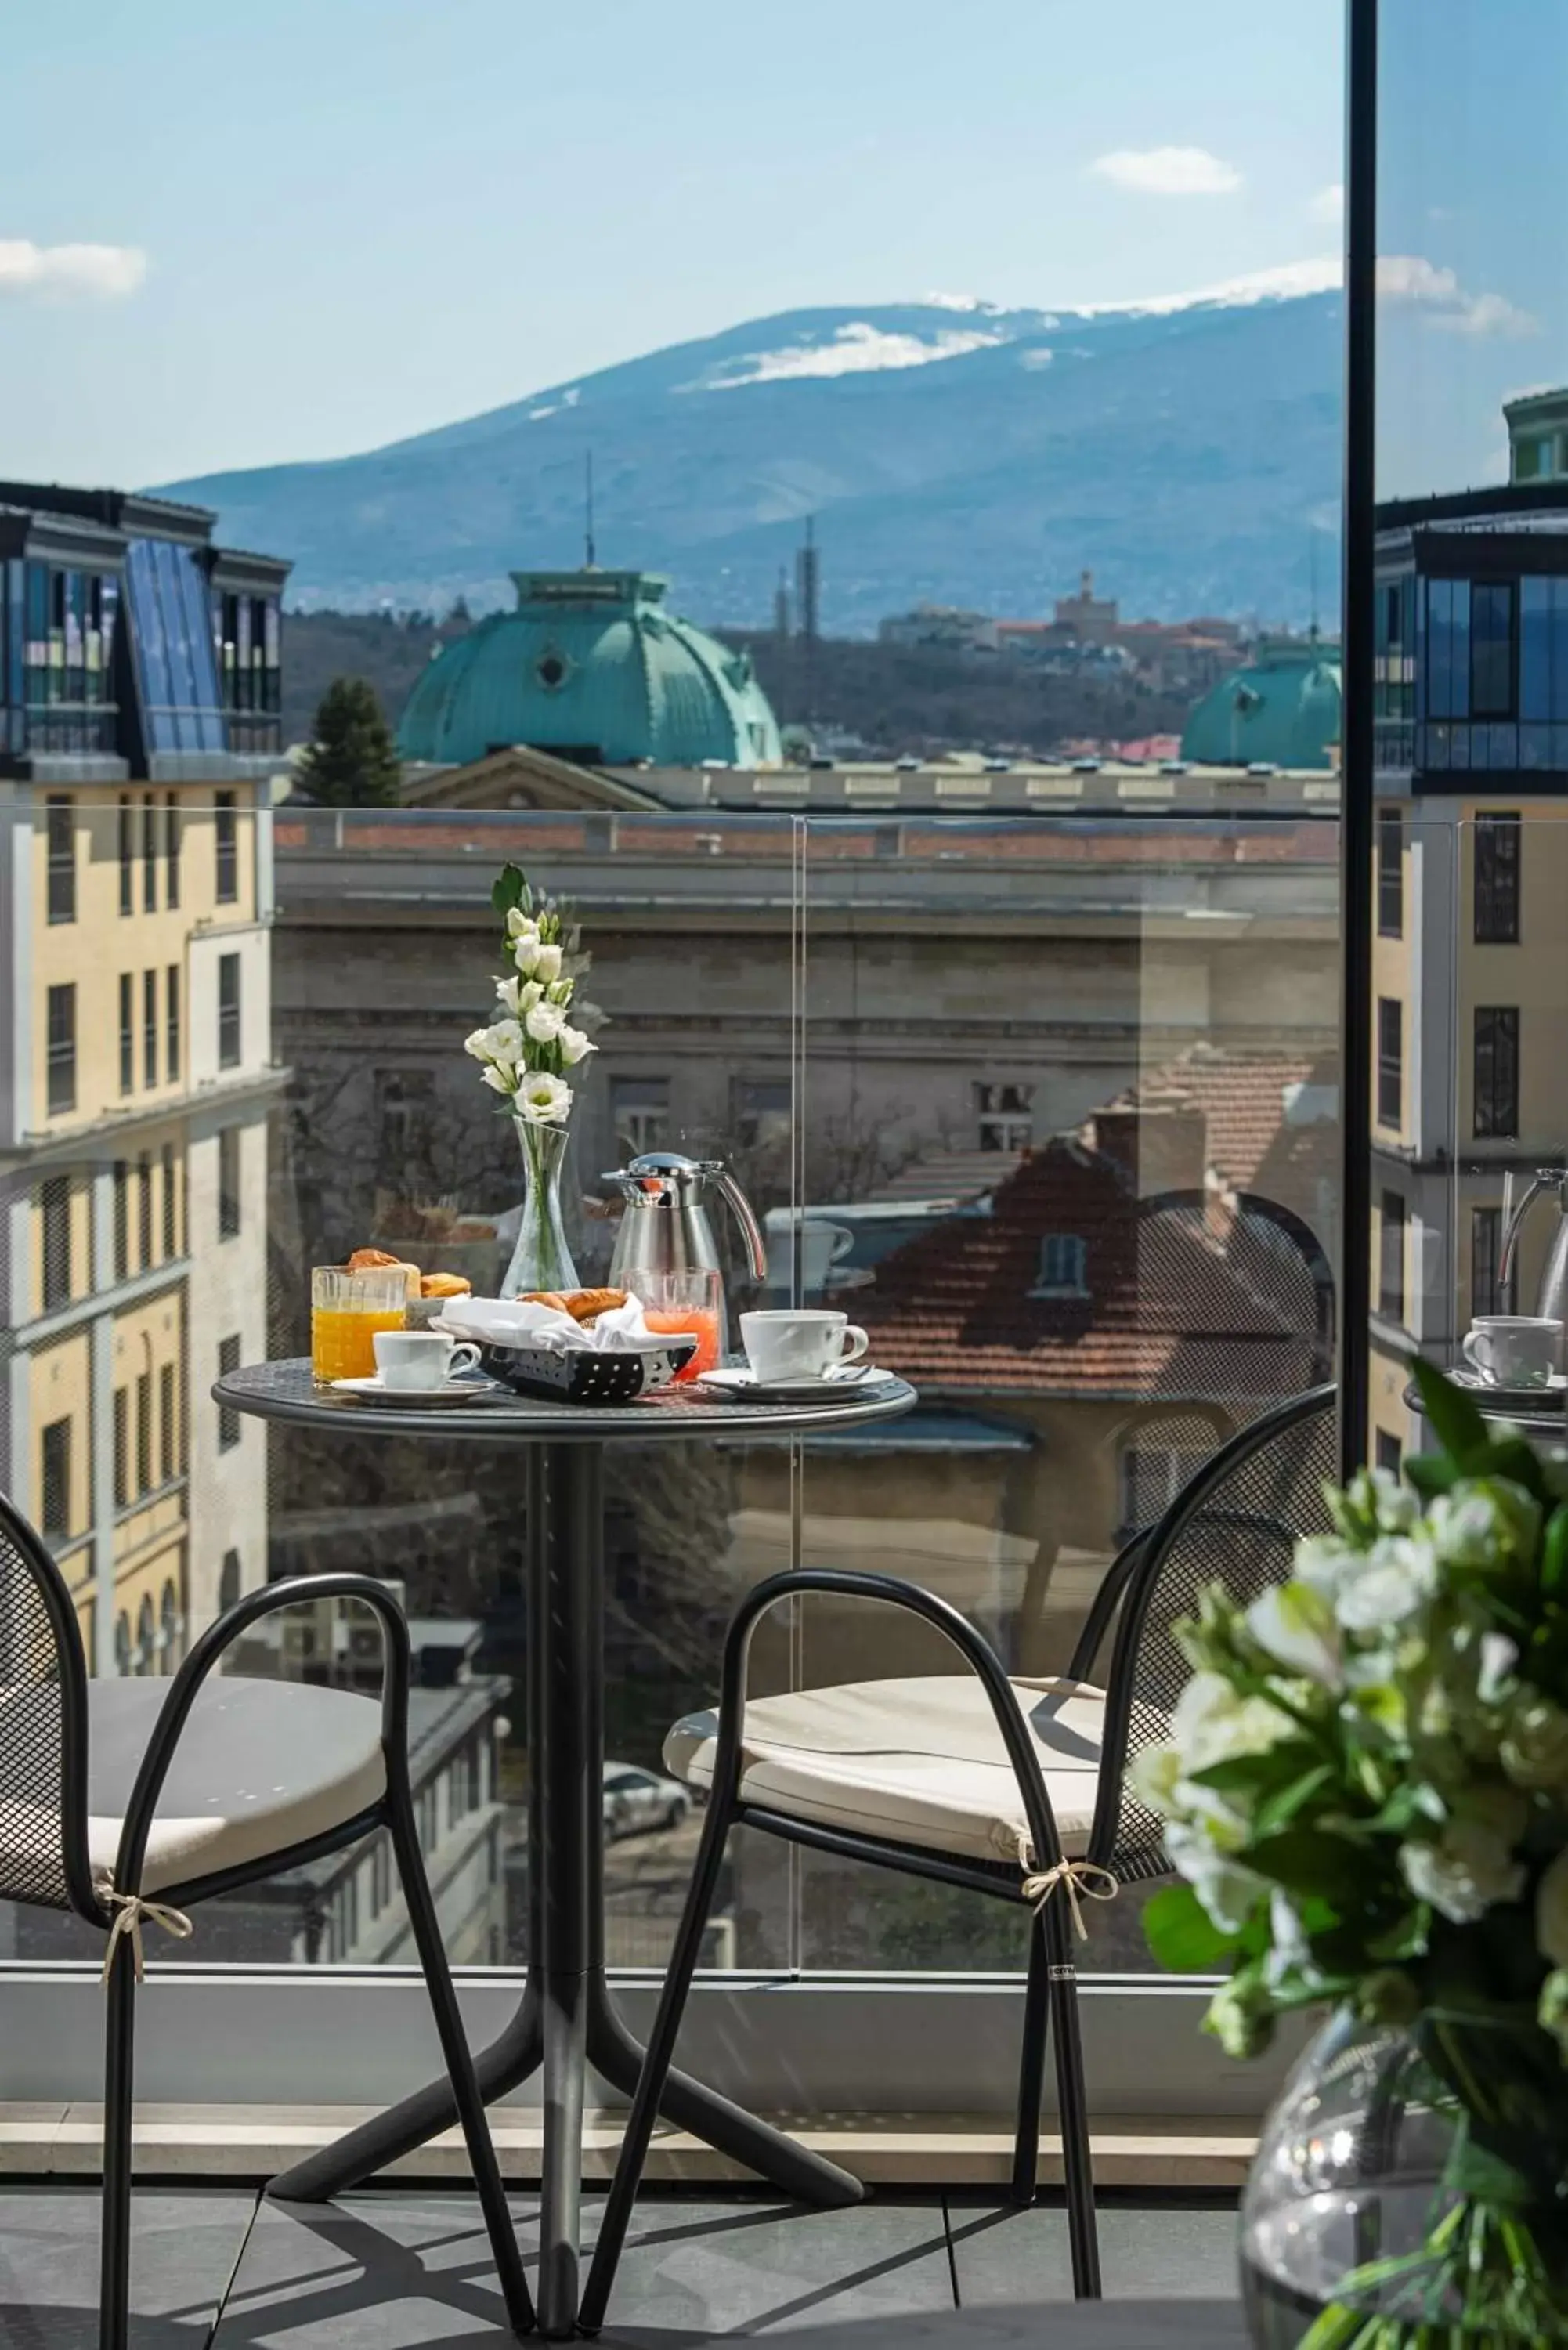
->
[1180,637,1342,771]
[396,569,782,768]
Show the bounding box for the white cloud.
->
[0,240,146,298]
[1309,183,1345,226]
[1377,253,1535,338]
[1089,146,1242,197]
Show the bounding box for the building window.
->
[164,794,180,910]
[218,1334,242,1448]
[1375,1430,1403,1479]
[732,1077,792,1150]
[158,1582,180,1675]
[39,1175,72,1312]
[1377,809,1403,938]
[218,953,241,1069]
[118,974,134,1096]
[1474,1007,1520,1139]
[117,794,133,916]
[219,1548,242,1614]
[137,1151,153,1267]
[1118,1439,1209,1536]
[1376,998,1402,1130]
[1425,577,1472,721]
[135,1593,154,1677]
[219,1126,242,1239]
[1470,581,1516,719]
[215,791,237,903]
[609,1076,670,1158]
[143,968,158,1089]
[114,1614,132,1677]
[377,1069,435,1188]
[161,1142,178,1259]
[1472,1204,1505,1319]
[1031,1234,1088,1297]
[135,1369,152,1495]
[1475,813,1522,945]
[1379,1190,1406,1323]
[40,1419,71,1539]
[977,1080,1034,1152]
[113,1161,128,1282]
[159,1361,177,1484]
[142,791,157,913]
[166,964,181,1083]
[45,794,75,924]
[45,984,76,1116]
[112,1388,129,1509]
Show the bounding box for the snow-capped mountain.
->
[156,274,1343,627]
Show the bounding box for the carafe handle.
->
[713,1166,768,1283]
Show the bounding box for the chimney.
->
[1090,1097,1208,1196]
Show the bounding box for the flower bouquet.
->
[1140,1360,1568,2345]
[464,862,596,1294]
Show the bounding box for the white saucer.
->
[1451,1366,1567,1394]
[329,1373,508,1408]
[696,1364,890,1405]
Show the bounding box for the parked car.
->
[602,1761,690,1841]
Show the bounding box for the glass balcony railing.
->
[1,794,1347,1981]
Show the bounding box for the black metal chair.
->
[578,1382,1339,2335]
[0,1490,534,2349]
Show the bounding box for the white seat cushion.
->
[85,1676,386,1896]
[665,1676,1109,1871]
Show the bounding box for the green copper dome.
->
[1180,637,1342,771]
[396,569,782,768]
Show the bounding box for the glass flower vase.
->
[500,1115,580,1296]
[1241,2005,1568,2346]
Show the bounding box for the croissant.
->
[420,1272,472,1300]
[348,1248,421,1293]
[522,1287,627,1325]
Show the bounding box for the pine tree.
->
[296,676,402,806]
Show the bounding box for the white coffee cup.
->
[740,1309,869,1383]
[1461,1314,1563,1390]
[372,1329,482,1390]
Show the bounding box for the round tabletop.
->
[682,2305,1246,2350]
[1402,1376,1563,1436]
[214,1357,919,1445]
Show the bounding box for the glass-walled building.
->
[0,483,289,1681]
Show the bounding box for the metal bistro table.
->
[215,1358,916,2334]
[1403,1374,1565,1441]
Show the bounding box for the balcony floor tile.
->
[945,2192,1240,2305]
[0,2185,256,2346]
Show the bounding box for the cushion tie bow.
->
[1016,1838,1120,1940]
[100,1889,194,1985]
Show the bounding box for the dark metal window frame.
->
[218,952,242,1071]
[1473,1005,1521,1139]
[45,983,76,1117]
[1378,1188,1406,1323]
[1376,996,1402,1130]
[1475,812,1522,945]
[45,794,76,925]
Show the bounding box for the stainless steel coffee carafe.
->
[603,1153,768,1295]
[1498,1166,1568,1321]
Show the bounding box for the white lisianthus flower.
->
[547,978,573,1004]
[1263,1887,1321,1993]
[1476,1632,1519,1707]
[515,1071,572,1123]
[1130,1744,1183,1817]
[1246,1581,1343,1690]
[1429,1480,1541,1572]
[1169,1670,1296,1775]
[465,1018,523,1066]
[558,1024,596,1066]
[514,935,545,978]
[524,999,566,1045]
[1334,1535,1436,1634]
[1293,1534,1364,1598]
[494,975,523,1018]
[532,942,563,982]
[479,1065,516,1095]
[1537,1849,1568,1969]
[1400,1811,1526,1923]
[505,908,538,942]
[1165,1821,1264,1934]
[1501,1695,1568,1792]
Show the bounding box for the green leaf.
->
[1542,1505,1568,1600]
[1250,1762,1337,1839]
[490,862,527,916]
[1245,1826,1373,1905]
[1408,1355,1488,1463]
[1186,1740,1320,1800]
[1404,1452,1461,1500]
[1141,1881,1240,1973]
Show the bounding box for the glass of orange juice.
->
[312,1265,410,1384]
[639,1269,724,1381]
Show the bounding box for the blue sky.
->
[1,0,1348,485]
[1,2,1559,502]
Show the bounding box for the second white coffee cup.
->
[1461,1314,1563,1390]
[373,1330,481,1390]
[740,1309,869,1383]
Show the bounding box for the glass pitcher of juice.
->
[311,1265,410,1383]
[639,1268,724,1381]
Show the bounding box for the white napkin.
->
[433,1293,659,1353]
